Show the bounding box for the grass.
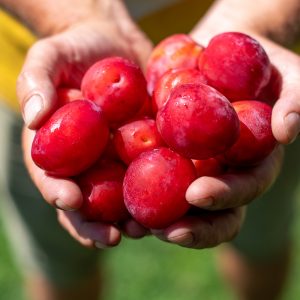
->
[0,214,233,300]
[0,218,24,300]
[1,203,300,300]
[102,238,233,300]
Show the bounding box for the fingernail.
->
[23,94,43,126]
[168,232,194,247]
[190,197,214,208]
[284,112,300,143]
[55,199,75,211]
[95,242,109,249]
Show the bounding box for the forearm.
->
[0,0,120,36]
[192,0,300,46]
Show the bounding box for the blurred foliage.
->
[1,203,300,300]
[0,217,25,300]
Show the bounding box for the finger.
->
[17,38,64,129]
[121,219,150,239]
[152,207,245,249]
[57,210,121,248]
[270,47,300,144]
[22,127,83,210]
[186,145,284,210]
[254,37,300,144]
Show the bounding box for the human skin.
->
[7,0,297,249]
[191,0,300,145]
[5,0,153,248]
[151,0,299,248]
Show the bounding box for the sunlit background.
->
[1,208,300,300]
[1,1,300,299]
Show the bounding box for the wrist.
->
[1,0,114,37]
[190,1,253,45]
[191,0,300,47]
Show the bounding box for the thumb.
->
[17,39,61,129]
[272,75,300,144]
[269,45,300,144]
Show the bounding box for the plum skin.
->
[123,147,197,229]
[113,118,165,165]
[81,56,149,127]
[198,32,271,101]
[156,83,240,160]
[31,100,109,177]
[222,100,277,166]
[146,34,204,95]
[77,159,129,223]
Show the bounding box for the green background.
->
[1,202,300,300]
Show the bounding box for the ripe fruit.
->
[77,159,129,222]
[146,34,204,94]
[81,56,148,127]
[193,158,225,178]
[123,147,197,229]
[30,30,280,233]
[222,100,277,166]
[31,100,109,177]
[256,65,282,106]
[153,68,207,114]
[198,32,271,101]
[101,133,121,161]
[113,118,165,165]
[156,83,240,159]
[130,94,154,120]
[57,87,83,107]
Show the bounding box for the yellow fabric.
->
[2,0,300,112]
[138,0,214,44]
[0,0,212,111]
[0,9,36,111]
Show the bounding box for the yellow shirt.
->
[0,0,213,112]
[0,9,36,111]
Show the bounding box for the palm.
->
[19,19,152,248]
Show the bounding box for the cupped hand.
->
[20,11,152,247]
[156,15,295,249]
[190,26,300,145]
[23,110,150,247]
[152,145,284,249]
[18,18,152,129]
[258,37,300,144]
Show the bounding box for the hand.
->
[258,37,300,144]
[19,5,152,247]
[190,0,300,145]
[152,145,283,249]
[18,17,152,129]
[152,0,292,248]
